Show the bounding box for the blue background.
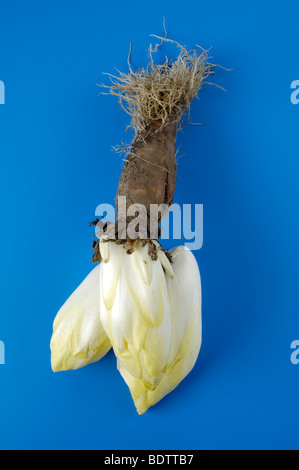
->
[0,0,298,450]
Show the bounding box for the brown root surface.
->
[115,120,177,232]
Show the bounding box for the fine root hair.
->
[98,36,219,135]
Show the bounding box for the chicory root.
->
[51,34,217,414]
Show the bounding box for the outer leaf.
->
[50,265,111,372]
